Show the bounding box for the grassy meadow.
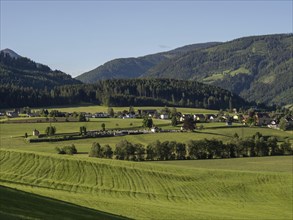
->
[0,106,292,219]
[0,117,291,154]
[0,149,292,220]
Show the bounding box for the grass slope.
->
[0,186,127,220]
[152,156,293,173]
[0,149,292,220]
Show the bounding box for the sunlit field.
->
[0,149,292,220]
[0,107,292,219]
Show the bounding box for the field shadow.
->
[0,185,130,220]
[197,131,231,138]
[77,152,88,155]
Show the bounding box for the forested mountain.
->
[76,34,292,106]
[76,42,220,83]
[0,49,81,89]
[145,34,293,106]
[2,34,291,109]
[0,78,249,109]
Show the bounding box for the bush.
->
[89,142,102,157]
[45,126,56,136]
[55,144,77,155]
[102,144,113,159]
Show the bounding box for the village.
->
[1,106,292,133]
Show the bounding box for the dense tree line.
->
[88,133,292,161]
[0,78,250,109]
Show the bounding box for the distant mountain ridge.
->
[75,42,221,83]
[145,33,293,105]
[1,48,22,59]
[76,33,292,106]
[0,49,81,89]
[2,33,292,107]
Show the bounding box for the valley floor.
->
[0,110,292,219]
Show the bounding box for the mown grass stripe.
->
[0,149,292,220]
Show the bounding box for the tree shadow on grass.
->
[0,185,130,220]
[197,130,232,138]
[77,152,88,155]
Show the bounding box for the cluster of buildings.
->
[2,108,292,130]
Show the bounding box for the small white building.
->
[6,111,18,118]
[123,113,136,119]
[160,114,169,120]
[151,127,159,133]
[33,129,40,137]
[92,112,109,118]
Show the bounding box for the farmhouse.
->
[123,113,136,119]
[193,114,205,122]
[6,111,19,118]
[84,113,93,119]
[233,114,242,121]
[138,109,157,117]
[87,130,98,137]
[92,112,109,118]
[160,114,169,120]
[151,126,160,133]
[268,120,279,129]
[179,114,193,122]
[27,112,40,117]
[205,114,217,122]
[33,129,40,137]
[255,113,271,126]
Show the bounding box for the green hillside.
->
[76,42,220,83]
[146,34,293,105]
[0,49,81,89]
[0,186,127,220]
[0,149,292,220]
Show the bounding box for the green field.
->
[0,149,292,219]
[0,186,127,220]
[1,117,292,154]
[0,107,292,219]
[1,118,291,154]
[152,155,293,173]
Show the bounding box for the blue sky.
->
[1,1,292,77]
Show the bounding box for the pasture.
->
[0,106,292,219]
[0,118,291,154]
[0,149,292,219]
[152,155,293,173]
[1,117,292,154]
